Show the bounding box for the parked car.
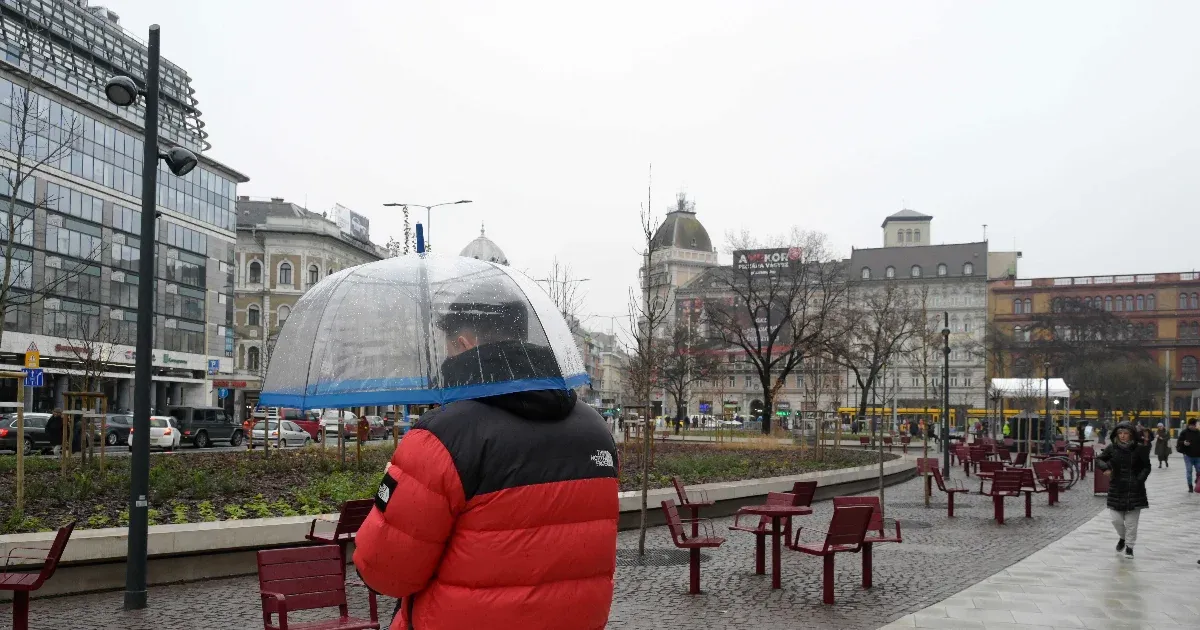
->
[319,410,359,441]
[364,415,387,440]
[249,420,313,449]
[0,413,53,455]
[103,414,133,447]
[166,406,243,448]
[276,408,322,441]
[127,416,181,451]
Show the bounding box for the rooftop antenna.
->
[983,224,988,241]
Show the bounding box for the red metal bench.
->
[982,470,1024,524]
[882,435,894,452]
[916,457,939,503]
[730,492,795,575]
[899,435,911,454]
[661,499,726,594]
[257,545,379,630]
[858,436,871,448]
[790,505,874,604]
[831,496,901,589]
[930,467,969,517]
[0,521,75,630]
[672,476,715,537]
[306,499,374,565]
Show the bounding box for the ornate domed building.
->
[640,194,718,319]
[459,224,509,266]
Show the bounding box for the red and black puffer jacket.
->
[353,388,619,630]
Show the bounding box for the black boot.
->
[1125,546,1134,558]
[1189,483,1195,493]
[1116,538,1125,551]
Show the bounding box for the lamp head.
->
[161,147,198,176]
[104,76,140,107]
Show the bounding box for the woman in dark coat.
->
[1154,423,1170,468]
[1095,421,1151,558]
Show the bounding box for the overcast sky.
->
[113,0,1200,333]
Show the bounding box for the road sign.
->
[217,387,229,399]
[24,342,39,369]
[207,359,220,375]
[22,368,43,388]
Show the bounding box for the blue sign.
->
[217,387,229,399]
[22,368,43,388]
[207,359,220,375]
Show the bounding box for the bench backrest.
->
[916,457,938,475]
[1012,452,1028,466]
[997,449,1012,462]
[671,477,691,506]
[978,461,1005,475]
[859,436,871,444]
[992,470,1025,494]
[831,496,883,536]
[822,505,874,552]
[661,499,687,544]
[333,499,375,538]
[1013,467,1037,490]
[748,492,797,531]
[1033,460,1063,483]
[34,521,75,587]
[930,466,950,492]
[257,545,348,617]
[789,481,818,507]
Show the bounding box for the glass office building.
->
[0,0,248,411]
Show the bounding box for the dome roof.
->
[652,196,712,252]
[460,224,509,266]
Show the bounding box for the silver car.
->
[249,420,312,448]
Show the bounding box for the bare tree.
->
[702,231,846,434]
[60,315,127,466]
[625,166,671,556]
[538,257,589,335]
[657,319,724,424]
[0,59,88,349]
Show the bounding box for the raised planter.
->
[1,456,915,601]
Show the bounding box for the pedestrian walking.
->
[1176,418,1200,493]
[70,413,83,454]
[1095,422,1151,558]
[45,408,64,454]
[353,284,619,629]
[1154,423,1171,468]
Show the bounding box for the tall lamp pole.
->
[1043,362,1052,453]
[104,25,200,611]
[382,200,472,252]
[941,312,950,477]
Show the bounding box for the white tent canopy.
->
[989,378,1071,399]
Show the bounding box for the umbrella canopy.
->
[989,378,1071,399]
[259,254,587,410]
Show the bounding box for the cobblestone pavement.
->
[880,463,1200,629]
[2,462,1105,630]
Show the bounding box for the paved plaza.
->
[881,464,1200,629]
[2,455,1127,630]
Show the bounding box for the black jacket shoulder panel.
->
[419,393,618,502]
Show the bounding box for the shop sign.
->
[212,380,249,389]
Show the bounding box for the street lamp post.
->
[382,200,472,252]
[1043,362,1052,453]
[941,312,950,477]
[105,25,200,612]
[991,392,1001,441]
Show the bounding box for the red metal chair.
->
[882,435,894,452]
[672,476,715,537]
[1012,452,1028,467]
[858,436,871,448]
[967,445,989,476]
[1032,460,1065,506]
[975,460,1007,493]
[830,496,901,589]
[257,545,379,630]
[306,499,374,566]
[982,470,1025,524]
[930,467,969,517]
[997,449,1012,463]
[791,505,874,604]
[661,499,726,594]
[730,492,795,575]
[916,457,939,504]
[789,481,819,507]
[1080,447,1095,477]
[0,521,75,630]
[899,435,911,454]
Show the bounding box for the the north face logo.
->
[591,450,614,468]
[377,483,391,504]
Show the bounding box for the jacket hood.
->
[439,339,576,422]
[1109,421,1143,444]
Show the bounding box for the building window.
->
[1024,298,1032,313]
[861,267,870,280]
[914,229,921,243]
[1136,295,1144,311]
[937,263,947,277]
[1183,356,1198,381]
[248,305,260,327]
[1084,297,1093,309]
[1052,298,1061,313]
[1147,294,1156,310]
[249,261,262,284]
[247,346,261,372]
[1105,296,1113,311]
[1180,293,1188,310]
[962,262,973,276]
[1013,299,1023,315]
[911,265,921,278]
[744,375,752,387]
[728,376,735,387]
[308,265,319,285]
[278,305,290,325]
[885,266,895,279]
[1124,296,1133,311]
[963,317,972,333]
[278,262,293,287]
[1193,293,1199,310]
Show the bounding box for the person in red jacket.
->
[354,289,619,630]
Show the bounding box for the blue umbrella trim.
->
[259,372,590,410]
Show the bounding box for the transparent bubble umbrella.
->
[259,254,588,410]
